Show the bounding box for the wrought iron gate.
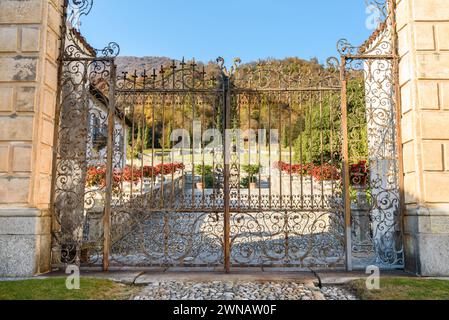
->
[52,0,404,272]
[107,58,345,271]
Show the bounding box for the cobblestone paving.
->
[321,286,358,300]
[133,281,356,300]
[134,281,321,300]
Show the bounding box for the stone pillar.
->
[0,0,63,277]
[397,0,449,276]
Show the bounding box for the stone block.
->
[0,144,9,172]
[46,30,59,61]
[37,233,51,274]
[0,235,37,277]
[0,26,18,52]
[42,89,56,117]
[403,141,415,173]
[413,0,449,21]
[396,0,409,31]
[21,26,40,52]
[12,144,32,172]
[38,174,52,205]
[424,173,449,202]
[16,86,36,112]
[421,112,449,140]
[398,25,409,57]
[440,82,449,110]
[417,233,449,276]
[414,23,435,51]
[47,1,63,34]
[418,81,439,110]
[404,173,417,204]
[437,23,449,51]
[0,215,50,236]
[399,53,411,86]
[39,145,53,174]
[422,142,444,171]
[445,143,449,171]
[401,111,414,143]
[0,87,14,112]
[44,60,58,90]
[0,177,30,204]
[0,116,34,141]
[0,0,43,24]
[0,56,38,82]
[41,118,54,146]
[431,216,449,234]
[417,53,449,79]
[404,233,418,274]
[401,82,412,114]
[403,212,432,234]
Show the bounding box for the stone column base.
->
[404,207,449,276]
[0,208,52,277]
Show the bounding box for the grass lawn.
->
[349,277,449,300]
[0,277,136,300]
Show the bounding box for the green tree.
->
[293,78,368,165]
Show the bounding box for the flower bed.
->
[273,161,341,182]
[86,163,185,188]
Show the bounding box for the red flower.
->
[273,161,340,181]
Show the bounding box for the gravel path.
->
[133,281,357,300]
[134,281,323,300]
[321,286,358,300]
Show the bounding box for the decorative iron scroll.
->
[52,57,115,266]
[67,0,93,29]
[337,0,392,56]
[64,0,120,59]
[52,0,119,267]
[339,0,404,269]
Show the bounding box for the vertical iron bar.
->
[201,67,206,208]
[389,0,406,260]
[340,56,353,271]
[319,90,325,208]
[223,74,231,273]
[130,72,137,198]
[258,93,262,212]
[171,62,177,209]
[150,70,156,207]
[103,61,116,271]
[191,62,196,208]
[289,92,293,210]
[180,61,186,208]
[299,92,304,209]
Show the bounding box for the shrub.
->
[195,165,215,188]
[242,164,261,183]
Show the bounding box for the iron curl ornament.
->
[63,0,120,59]
[67,0,93,29]
[337,0,392,56]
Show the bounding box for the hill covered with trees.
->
[117,56,368,165]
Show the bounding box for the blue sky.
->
[81,0,376,64]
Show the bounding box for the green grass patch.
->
[0,277,136,300]
[349,277,449,300]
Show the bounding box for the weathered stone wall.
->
[396,0,449,275]
[0,0,63,276]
